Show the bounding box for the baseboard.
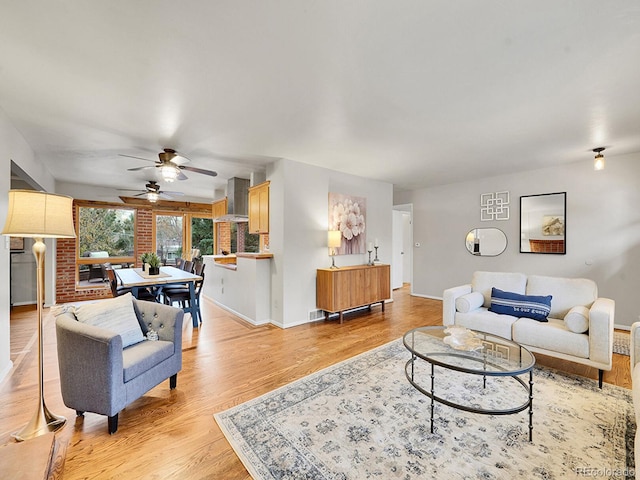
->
[614,324,631,331]
[410,292,443,301]
[211,300,271,327]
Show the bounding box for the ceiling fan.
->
[117,181,185,203]
[120,148,218,182]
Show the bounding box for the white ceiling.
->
[1,1,639,201]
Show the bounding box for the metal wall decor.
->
[480,191,510,221]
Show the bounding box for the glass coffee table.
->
[403,326,535,441]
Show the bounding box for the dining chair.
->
[182,260,194,273]
[163,262,205,324]
[175,258,184,270]
[106,265,156,302]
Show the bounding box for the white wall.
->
[395,152,640,328]
[0,108,56,382]
[269,158,393,328]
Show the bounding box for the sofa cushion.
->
[489,287,552,322]
[472,271,527,308]
[74,293,144,348]
[513,318,590,358]
[122,340,174,383]
[455,291,485,313]
[526,275,597,319]
[455,308,517,340]
[564,306,590,334]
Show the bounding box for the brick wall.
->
[56,204,161,303]
[217,223,231,253]
[56,206,112,303]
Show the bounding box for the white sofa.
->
[630,323,640,478]
[443,271,615,387]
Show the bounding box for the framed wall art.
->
[328,192,366,255]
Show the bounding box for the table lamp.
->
[328,230,341,269]
[2,190,76,441]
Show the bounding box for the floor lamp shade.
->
[2,190,76,238]
[2,190,75,441]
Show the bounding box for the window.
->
[154,212,213,264]
[191,217,214,256]
[223,222,259,254]
[155,214,184,266]
[76,206,135,287]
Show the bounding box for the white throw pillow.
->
[74,293,144,347]
[455,291,485,313]
[564,305,589,334]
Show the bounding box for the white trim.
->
[211,300,271,327]
[411,293,443,301]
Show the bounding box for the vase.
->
[148,266,160,275]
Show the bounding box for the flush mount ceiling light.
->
[593,147,605,171]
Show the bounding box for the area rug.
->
[614,331,631,356]
[215,339,635,479]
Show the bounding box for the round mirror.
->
[465,228,507,256]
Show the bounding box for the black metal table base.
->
[406,355,534,442]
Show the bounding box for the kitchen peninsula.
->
[202,253,273,325]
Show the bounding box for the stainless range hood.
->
[215,177,250,222]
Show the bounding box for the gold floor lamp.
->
[2,190,76,441]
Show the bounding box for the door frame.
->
[392,203,413,292]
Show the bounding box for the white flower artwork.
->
[329,193,366,254]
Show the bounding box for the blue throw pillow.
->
[489,287,552,322]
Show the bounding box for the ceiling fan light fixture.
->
[146,191,159,203]
[593,147,605,171]
[161,164,179,182]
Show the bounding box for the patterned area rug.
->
[215,339,635,479]
[614,331,631,356]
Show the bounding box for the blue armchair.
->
[56,298,183,433]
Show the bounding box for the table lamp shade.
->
[2,190,76,238]
[328,230,342,249]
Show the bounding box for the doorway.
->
[392,204,413,290]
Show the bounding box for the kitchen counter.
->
[235,252,274,259]
[202,254,272,325]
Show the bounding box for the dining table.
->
[116,266,203,327]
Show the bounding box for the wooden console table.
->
[316,264,391,323]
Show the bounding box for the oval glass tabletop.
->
[403,326,535,376]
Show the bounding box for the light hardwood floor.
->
[0,286,631,479]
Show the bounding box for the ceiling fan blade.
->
[180,165,218,177]
[133,192,148,197]
[119,154,158,163]
[176,171,189,181]
[161,190,184,196]
[117,188,147,192]
[127,165,156,172]
[158,193,175,199]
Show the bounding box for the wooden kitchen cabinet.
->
[248,181,269,234]
[212,198,228,219]
[316,264,390,323]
